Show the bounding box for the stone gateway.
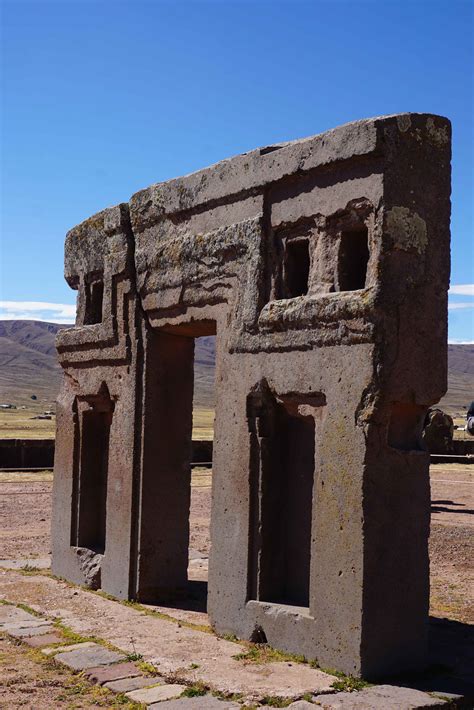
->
[51,114,451,679]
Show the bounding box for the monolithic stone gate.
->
[52,114,451,678]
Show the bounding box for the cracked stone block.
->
[54,643,124,670]
[85,661,142,684]
[126,683,186,704]
[312,684,450,708]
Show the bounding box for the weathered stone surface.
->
[51,113,451,679]
[312,685,450,708]
[7,623,54,638]
[288,702,316,710]
[84,661,141,684]
[23,632,65,647]
[73,547,102,589]
[126,683,186,703]
[149,696,240,709]
[1,617,49,631]
[423,408,454,454]
[42,641,97,656]
[0,605,36,626]
[54,643,124,670]
[104,675,156,692]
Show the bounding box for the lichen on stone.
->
[397,115,411,133]
[385,206,427,254]
[425,117,449,147]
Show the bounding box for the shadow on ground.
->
[384,617,474,703]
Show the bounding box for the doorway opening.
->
[247,382,324,610]
[137,322,215,611]
[338,227,369,291]
[188,333,216,607]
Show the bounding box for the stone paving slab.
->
[0,571,337,699]
[84,660,141,684]
[312,684,450,708]
[0,605,38,625]
[23,632,65,647]
[126,683,186,703]
[42,641,97,655]
[288,702,315,710]
[105,675,158,693]
[7,623,55,638]
[149,696,240,709]
[53,642,124,670]
[1,618,51,631]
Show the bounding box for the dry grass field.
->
[0,405,214,441]
[0,406,56,439]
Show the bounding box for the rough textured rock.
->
[73,547,102,589]
[423,408,454,454]
[312,684,450,708]
[51,113,451,678]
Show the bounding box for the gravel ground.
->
[429,463,473,624]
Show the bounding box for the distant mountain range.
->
[0,320,472,415]
[0,320,214,409]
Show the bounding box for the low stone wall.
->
[0,438,213,469]
[191,439,213,464]
[452,438,474,456]
[0,439,55,469]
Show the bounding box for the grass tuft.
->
[330,673,371,692]
[260,695,293,707]
[124,651,143,662]
[232,643,306,665]
[182,681,209,697]
[137,660,160,676]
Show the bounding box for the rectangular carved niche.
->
[84,275,104,325]
[338,227,369,291]
[284,238,310,297]
[247,381,325,608]
[274,221,316,301]
[71,385,114,553]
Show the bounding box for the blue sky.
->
[1,0,473,341]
